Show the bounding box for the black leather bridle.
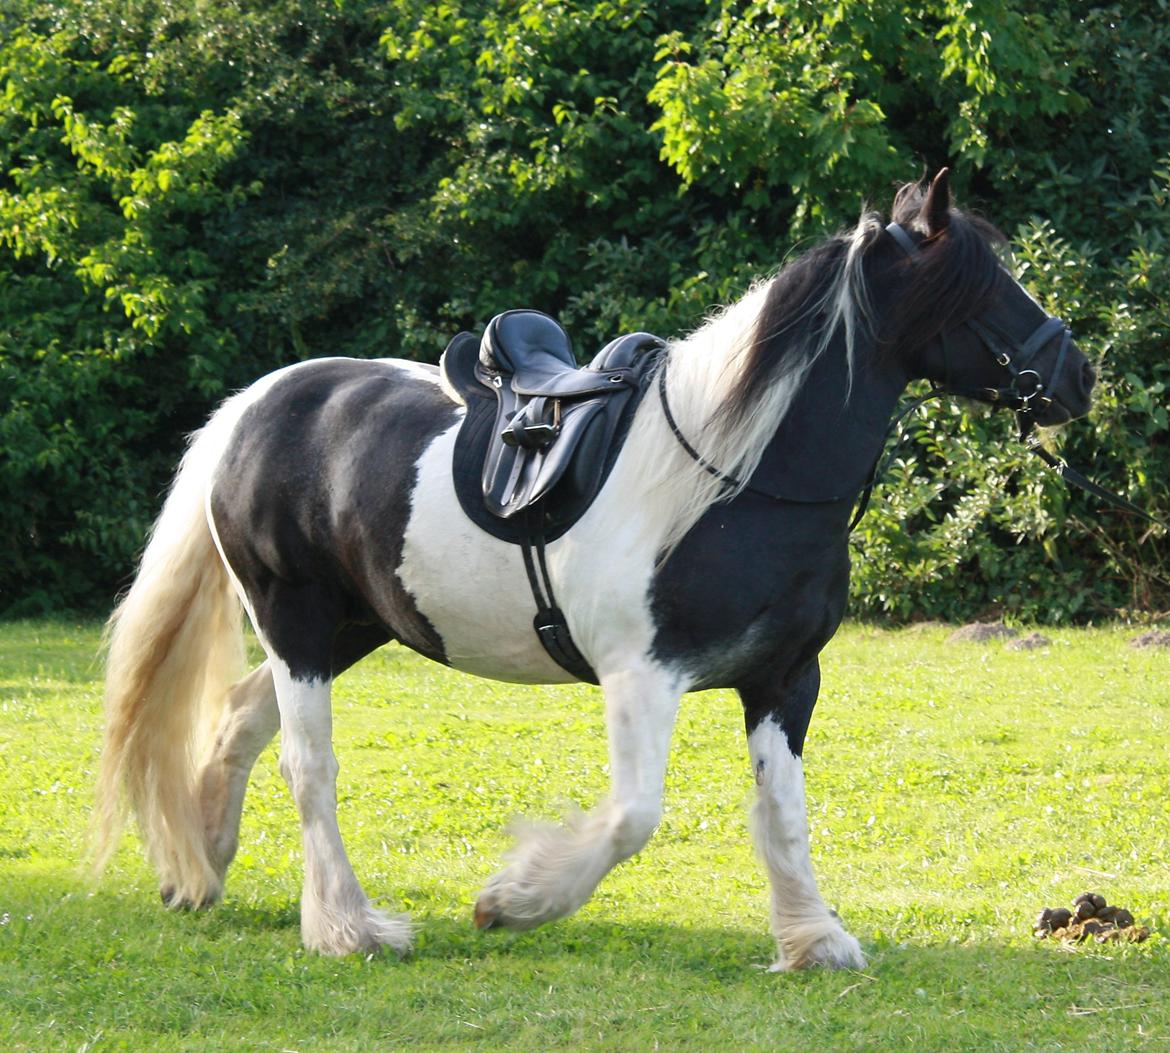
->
[884,221,1074,420]
[881,221,1161,528]
[658,222,1164,531]
[877,222,1161,528]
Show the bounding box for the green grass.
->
[1,619,1168,1051]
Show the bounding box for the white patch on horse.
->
[397,421,576,683]
[747,718,865,970]
[398,409,693,687]
[269,657,411,956]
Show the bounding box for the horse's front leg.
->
[475,660,681,930]
[740,661,865,970]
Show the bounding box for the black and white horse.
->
[96,173,1094,970]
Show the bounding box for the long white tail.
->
[94,409,246,906]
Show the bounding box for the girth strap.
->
[520,511,599,684]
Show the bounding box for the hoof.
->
[471,877,553,931]
[474,898,499,930]
[301,903,413,956]
[159,885,216,910]
[772,922,866,971]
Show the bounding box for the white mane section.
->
[600,213,885,561]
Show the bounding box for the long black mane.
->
[722,181,1006,423]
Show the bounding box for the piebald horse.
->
[96,173,1094,969]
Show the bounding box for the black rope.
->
[1019,417,1167,530]
[656,360,740,486]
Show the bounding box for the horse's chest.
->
[648,504,851,688]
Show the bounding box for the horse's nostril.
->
[1081,361,1097,394]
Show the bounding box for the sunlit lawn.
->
[0,619,1167,1051]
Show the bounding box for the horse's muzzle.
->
[1037,344,1095,425]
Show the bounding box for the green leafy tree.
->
[0,0,1167,618]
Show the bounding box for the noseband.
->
[884,222,1073,418]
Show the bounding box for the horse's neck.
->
[746,341,909,505]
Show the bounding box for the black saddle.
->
[442,309,665,544]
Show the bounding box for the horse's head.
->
[885,170,1095,427]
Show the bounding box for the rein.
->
[656,222,1166,533]
[1017,417,1166,529]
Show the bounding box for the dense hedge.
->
[1,0,1167,619]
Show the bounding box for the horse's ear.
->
[923,168,952,234]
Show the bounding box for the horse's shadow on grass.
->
[77,881,1169,984]
[15,874,1167,998]
[190,891,775,975]
[9,879,1166,1053]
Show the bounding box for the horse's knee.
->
[611,798,661,858]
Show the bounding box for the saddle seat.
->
[441,309,665,536]
[479,310,633,398]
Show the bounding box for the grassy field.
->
[0,619,1167,1051]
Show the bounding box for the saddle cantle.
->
[442,309,665,544]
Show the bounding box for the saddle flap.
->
[484,398,616,517]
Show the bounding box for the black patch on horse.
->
[210,359,456,679]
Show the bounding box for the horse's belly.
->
[396,424,577,685]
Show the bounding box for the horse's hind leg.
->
[740,662,864,970]
[194,624,390,895]
[196,663,280,889]
[267,646,410,956]
[475,661,680,930]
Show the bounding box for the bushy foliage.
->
[0,0,1166,618]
